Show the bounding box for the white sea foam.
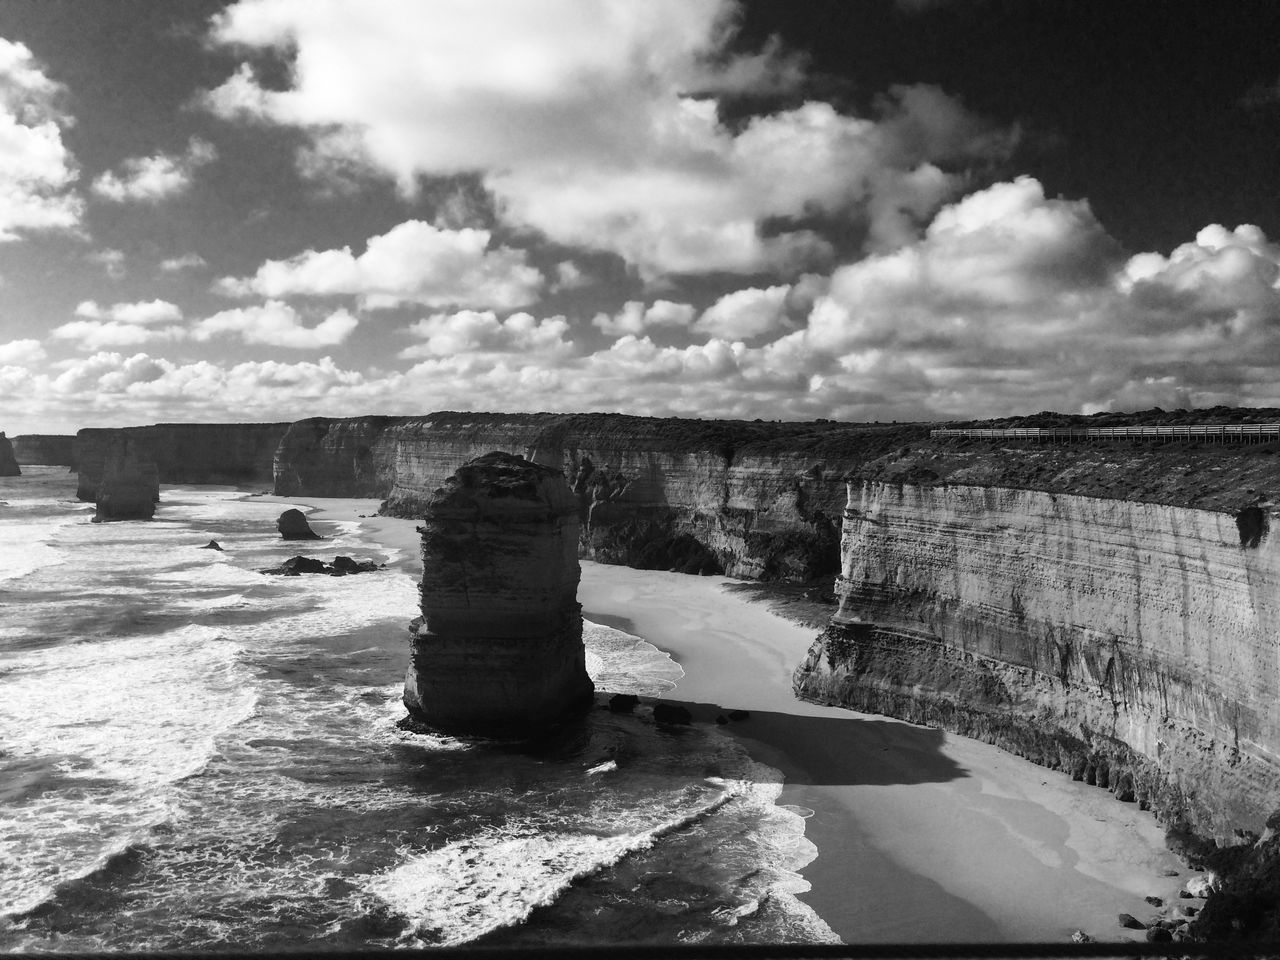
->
[0,625,258,918]
[0,516,75,583]
[583,620,683,696]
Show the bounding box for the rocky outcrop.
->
[0,433,19,476]
[271,413,912,581]
[403,451,594,737]
[793,480,1280,840]
[276,508,321,540]
[11,434,73,467]
[261,555,380,576]
[75,422,289,501]
[92,437,159,521]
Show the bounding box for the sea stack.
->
[404,451,594,737]
[93,437,159,521]
[0,433,20,476]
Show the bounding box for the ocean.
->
[0,466,836,950]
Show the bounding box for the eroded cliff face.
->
[12,434,75,466]
[273,413,897,581]
[403,452,594,736]
[75,423,290,500]
[794,480,1280,838]
[0,433,19,477]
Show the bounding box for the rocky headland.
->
[0,433,19,477]
[402,451,594,737]
[92,436,159,521]
[75,422,289,501]
[11,434,75,467]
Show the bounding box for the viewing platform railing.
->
[930,424,1280,443]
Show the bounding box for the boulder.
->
[608,693,639,714]
[200,540,223,551]
[332,555,378,574]
[653,703,693,726]
[1118,913,1146,930]
[277,508,321,540]
[0,433,20,477]
[403,452,594,737]
[1145,926,1173,943]
[259,555,380,576]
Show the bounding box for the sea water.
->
[0,467,836,950]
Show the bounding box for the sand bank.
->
[261,494,1186,944]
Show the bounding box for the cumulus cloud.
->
[51,299,187,351]
[399,309,573,359]
[218,220,544,309]
[592,300,696,337]
[695,285,791,339]
[0,338,45,365]
[200,1,1016,278]
[92,137,217,203]
[193,301,358,348]
[74,299,183,324]
[88,248,126,278]
[0,38,82,239]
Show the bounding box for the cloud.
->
[201,2,1016,278]
[0,38,82,239]
[160,252,208,272]
[92,137,217,203]
[591,300,696,337]
[695,285,791,340]
[88,248,126,278]
[50,320,186,351]
[74,299,183,324]
[0,338,45,365]
[399,309,573,359]
[193,301,358,348]
[217,220,544,309]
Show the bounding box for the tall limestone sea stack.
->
[93,437,159,521]
[0,433,20,476]
[404,451,594,737]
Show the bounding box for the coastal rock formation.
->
[261,555,380,576]
[793,479,1280,840]
[75,422,289,501]
[276,508,321,540]
[271,413,905,581]
[11,434,74,467]
[93,437,159,521]
[403,451,594,737]
[0,433,19,476]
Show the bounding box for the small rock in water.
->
[199,539,223,551]
[331,555,378,574]
[1161,869,1180,877]
[1070,930,1093,943]
[608,693,638,714]
[653,703,692,725]
[1118,913,1146,930]
[1145,895,1164,907]
[1145,926,1173,942]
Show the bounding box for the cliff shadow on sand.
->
[649,698,966,788]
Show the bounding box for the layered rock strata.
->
[75,422,289,500]
[793,480,1280,839]
[272,413,911,581]
[12,434,75,466]
[0,433,19,476]
[93,437,159,521]
[403,451,594,736]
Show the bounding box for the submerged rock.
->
[403,451,594,737]
[260,555,380,576]
[0,433,19,477]
[277,508,321,540]
[200,539,223,551]
[93,437,158,521]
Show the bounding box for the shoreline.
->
[261,493,1187,945]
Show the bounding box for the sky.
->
[0,0,1277,434]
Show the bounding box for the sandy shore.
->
[260,494,1187,945]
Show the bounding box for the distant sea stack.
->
[404,451,594,737]
[12,435,75,467]
[93,437,159,521]
[0,433,19,476]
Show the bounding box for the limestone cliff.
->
[12,434,75,467]
[272,413,911,581]
[75,423,289,501]
[794,479,1280,840]
[403,452,594,736]
[0,433,19,477]
[93,437,159,521]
